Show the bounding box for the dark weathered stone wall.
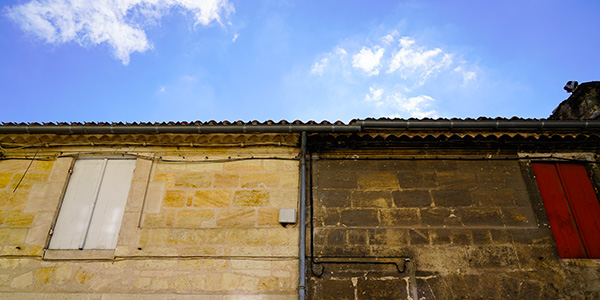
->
[308,154,600,299]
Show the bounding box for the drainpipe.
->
[298,131,307,300]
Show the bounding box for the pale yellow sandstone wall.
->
[0,146,299,299]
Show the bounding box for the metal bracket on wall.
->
[310,257,411,277]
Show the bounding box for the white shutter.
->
[49,158,135,250]
[84,159,136,249]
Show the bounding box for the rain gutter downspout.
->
[298,131,307,300]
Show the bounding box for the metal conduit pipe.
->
[298,131,307,300]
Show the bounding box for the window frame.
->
[47,157,136,251]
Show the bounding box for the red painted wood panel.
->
[557,163,600,258]
[532,163,587,258]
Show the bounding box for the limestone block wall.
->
[308,153,600,300]
[0,146,299,299]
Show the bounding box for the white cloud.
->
[311,58,328,76]
[232,33,239,42]
[388,92,438,118]
[453,66,477,86]
[365,87,384,103]
[388,37,452,84]
[381,30,398,45]
[5,0,235,65]
[303,30,480,120]
[352,46,384,76]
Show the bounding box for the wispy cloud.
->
[304,31,478,118]
[5,0,235,65]
[387,37,452,84]
[352,46,384,76]
[311,58,328,76]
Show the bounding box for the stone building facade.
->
[1,120,600,299]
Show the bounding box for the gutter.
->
[1,119,600,134]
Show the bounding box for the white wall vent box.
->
[278,209,297,224]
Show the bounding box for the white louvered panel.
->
[83,159,136,249]
[48,159,106,249]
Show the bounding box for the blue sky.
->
[1,0,599,123]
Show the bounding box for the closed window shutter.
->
[533,162,600,258]
[49,159,135,250]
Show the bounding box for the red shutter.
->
[532,163,587,258]
[556,164,600,258]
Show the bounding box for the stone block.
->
[223,160,262,172]
[24,212,54,245]
[0,160,30,173]
[408,229,429,245]
[471,229,492,245]
[268,228,297,246]
[222,273,260,291]
[48,157,73,182]
[490,229,512,244]
[257,208,279,226]
[228,229,267,246]
[309,278,354,300]
[174,172,212,188]
[397,171,437,189]
[315,189,351,207]
[262,160,297,172]
[280,173,298,188]
[471,186,517,206]
[0,173,13,189]
[193,190,231,207]
[430,229,473,245]
[241,173,280,188]
[179,259,228,271]
[435,170,477,189]
[321,208,340,226]
[175,209,215,227]
[358,172,399,190]
[143,182,165,213]
[153,172,175,188]
[379,208,419,226]
[346,229,368,245]
[340,209,378,227]
[269,189,298,207]
[420,207,462,226]
[0,209,6,226]
[501,207,536,226]
[456,208,503,226]
[431,189,472,207]
[325,230,346,245]
[0,190,30,209]
[509,229,553,245]
[217,209,256,227]
[467,246,518,268]
[369,229,409,246]
[356,278,407,300]
[162,190,187,207]
[233,190,269,207]
[131,159,152,182]
[392,190,432,207]
[186,162,224,172]
[315,171,358,189]
[8,228,27,244]
[351,191,392,208]
[429,229,451,245]
[142,209,175,227]
[5,209,35,227]
[213,173,239,188]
